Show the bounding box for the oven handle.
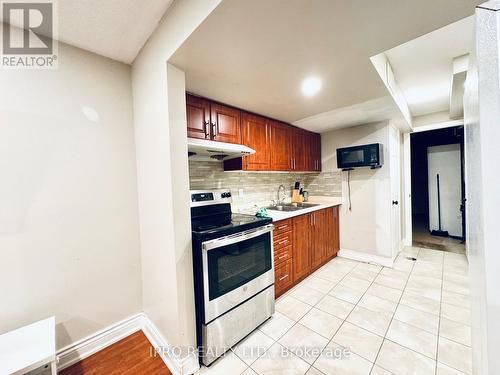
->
[202,224,274,251]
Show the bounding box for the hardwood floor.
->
[59,331,172,375]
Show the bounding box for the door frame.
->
[403,132,412,247]
[402,120,465,247]
[389,124,402,259]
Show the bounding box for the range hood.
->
[187,138,255,162]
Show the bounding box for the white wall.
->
[464,3,500,374]
[0,42,142,349]
[427,144,462,237]
[131,0,221,359]
[322,121,395,262]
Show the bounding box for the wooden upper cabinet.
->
[210,103,241,144]
[186,94,210,139]
[292,128,307,171]
[292,213,312,281]
[311,132,322,172]
[270,121,292,171]
[303,131,321,172]
[186,93,321,171]
[241,113,271,170]
[304,131,313,171]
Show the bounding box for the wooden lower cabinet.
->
[275,258,293,294]
[326,206,340,258]
[273,218,294,297]
[292,213,312,281]
[273,206,340,297]
[311,209,327,269]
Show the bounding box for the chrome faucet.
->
[277,184,286,205]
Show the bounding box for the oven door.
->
[201,224,274,323]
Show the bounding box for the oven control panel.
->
[190,189,232,207]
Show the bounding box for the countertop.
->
[258,196,342,221]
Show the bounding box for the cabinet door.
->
[292,213,311,281]
[324,207,335,259]
[186,94,210,139]
[312,133,322,172]
[210,103,241,144]
[292,128,307,171]
[332,206,340,255]
[304,131,314,171]
[325,206,340,259]
[270,121,292,171]
[241,113,270,170]
[311,209,327,269]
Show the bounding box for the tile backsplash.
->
[189,161,342,212]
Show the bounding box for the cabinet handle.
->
[279,254,287,259]
[279,274,289,281]
[204,121,210,138]
[211,122,217,139]
[278,240,288,245]
[278,225,288,230]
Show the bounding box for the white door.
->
[427,144,462,237]
[389,126,402,258]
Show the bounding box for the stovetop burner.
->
[190,189,272,240]
[192,213,269,232]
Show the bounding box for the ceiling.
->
[385,16,474,117]
[56,0,174,63]
[170,0,481,131]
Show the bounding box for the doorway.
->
[410,126,465,254]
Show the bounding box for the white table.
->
[0,317,56,375]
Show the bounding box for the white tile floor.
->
[197,247,472,375]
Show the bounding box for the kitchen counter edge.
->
[268,201,342,222]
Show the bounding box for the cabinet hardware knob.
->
[392,200,399,205]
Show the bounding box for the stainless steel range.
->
[190,189,275,366]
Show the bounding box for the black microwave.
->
[336,143,383,170]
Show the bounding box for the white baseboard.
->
[142,316,200,375]
[57,313,144,371]
[338,248,394,267]
[56,313,199,375]
[400,241,406,252]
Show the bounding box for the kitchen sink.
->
[266,202,319,212]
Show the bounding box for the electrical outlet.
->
[238,189,244,197]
